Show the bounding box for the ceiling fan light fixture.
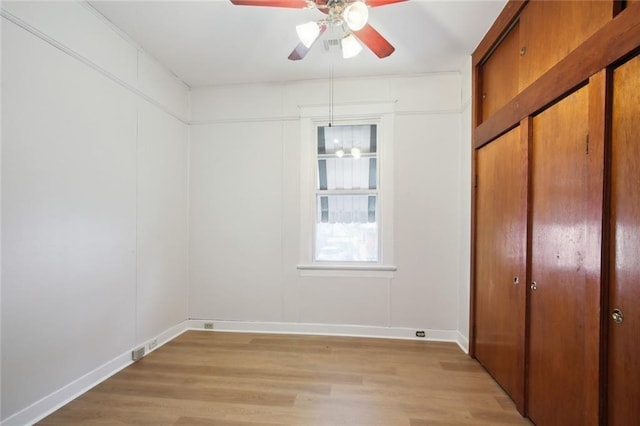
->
[296,21,320,48]
[343,1,368,31]
[341,33,362,59]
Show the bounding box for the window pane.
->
[317,194,376,224]
[315,222,379,262]
[317,124,378,190]
[320,157,374,190]
[315,124,379,263]
[318,124,377,155]
[315,195,378,262]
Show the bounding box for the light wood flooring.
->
[40,331,531,425]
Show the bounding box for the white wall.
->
[189,72,469,339]
[1,2,189,423]
[1,2,475,422]
[458,56,473,350]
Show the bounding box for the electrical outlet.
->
[204,322,214,330]
[415,330,426,338]
[148,339,158,350]
[131,347,145,361]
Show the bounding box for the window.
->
[298,102,396,275]
[315,124,379,262]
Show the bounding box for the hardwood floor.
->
[39,331,531,425]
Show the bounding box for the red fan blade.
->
[366,0,407,7]
[230,0,308,8]
[289,25,327,60]
[288,43,310,60]
[353,23,395,58]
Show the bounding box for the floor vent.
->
[131,347,145,361]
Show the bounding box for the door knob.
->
[612,309,624,324]
[530,281,537,291]
[513,276,520,286]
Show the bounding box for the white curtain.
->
[318,195,376,224]
[317,124,377,224]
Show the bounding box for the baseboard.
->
[143,321,190,356]
[187,319,459,343]
[456,331,469,354]
[1,351,133,426]
[2,319,461,425]
[1,321,189,426]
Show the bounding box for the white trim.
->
[1,354,132,426]
[143,321,189,355]
[298,103,395,274]
[456,331,469,354]
[1,322,189,426]
[189,109,463,127]
[195,71,461,91]
[189,115,300,126]
[186,320,459,343]
[0,320,463,425]
[299,101,397,118]
[80,1,189,89]
[0,9,189,124]
[395,108,462,116]
[460,98,472,113]
[185,115,193,323]
[296,263,397,278]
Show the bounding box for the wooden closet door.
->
[608,54,640,425]
[518,0,612,91]
[480,22,520,122]
[475,126,527,412]
[528,86,592,425]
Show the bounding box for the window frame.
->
[314,122,380,263]
[297,102,396,277]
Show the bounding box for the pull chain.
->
[329,26,334,127]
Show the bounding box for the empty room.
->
[1,1,638,425]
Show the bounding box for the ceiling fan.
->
[229,0,407,60]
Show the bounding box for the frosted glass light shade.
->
[343,1,368,31]
[341,34,362,59]
[296,21,320,48]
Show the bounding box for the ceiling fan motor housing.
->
[230,0,404,60]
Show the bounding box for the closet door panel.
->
[519,0,612,90]
[528,86,590,425]
[475,126,527,411]
[481,22,520,122]
[608,54,640,426]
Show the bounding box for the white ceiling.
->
[88,0,506,88]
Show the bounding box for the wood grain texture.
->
[586,69,609,426]
[528,86,592,425]
[472,0,528,66]
[608,53,640,426]
[39,331,531,425]
[474,1,640,148]
[481,22,520,122]
[518,0,613,91]
[469,62,481,357]
[474,126,527,414]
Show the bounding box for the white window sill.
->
[297,264,397,278]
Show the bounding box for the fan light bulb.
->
[341,34,362,59]
[351,147,361,158]
[343,1,369,31]
[296,21,320,48]
[336,149,345,158]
